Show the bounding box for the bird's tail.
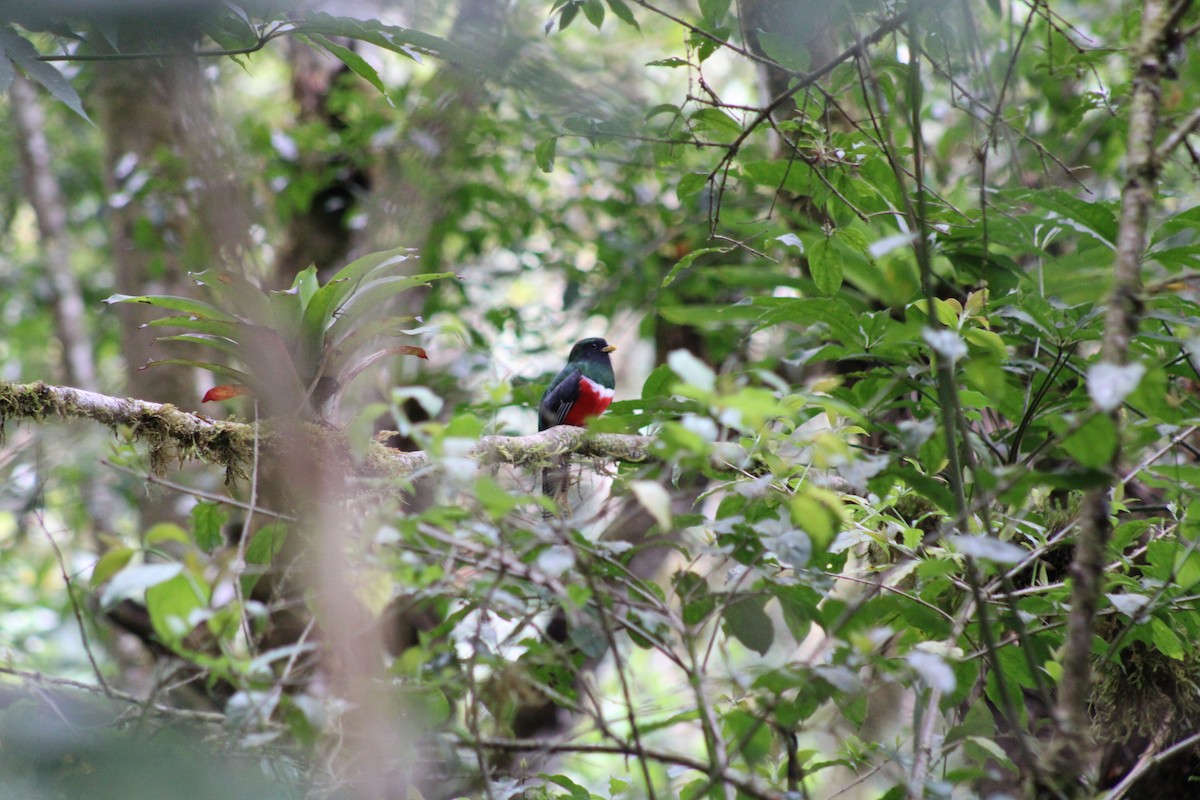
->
[542,455,569,516]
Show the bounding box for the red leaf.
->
[202,384,252,402]
[396,346,428,360]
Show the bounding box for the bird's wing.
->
[539,367,581,430]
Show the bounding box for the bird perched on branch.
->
[539,337,617,506]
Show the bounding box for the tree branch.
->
[0,380,253,477]
[1042,0,1187,792]
[0,380,661,479]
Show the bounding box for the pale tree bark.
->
[90,22,258,541]
[10,74,96,391]
[9,73,128,538]
[93,40,255,409]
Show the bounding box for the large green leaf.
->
[722,596,774,656]
[103,293,237,321]
[292,12,467,66]
[305,34,391,102]
[324,272,454,347]
[299,248,418,358]
[0,26,91,123]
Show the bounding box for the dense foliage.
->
[3,0,1200,798]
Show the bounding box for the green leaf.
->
[305,248,419,340]
[605,0,639,28]
[99,562,183,609]
[1062,413,1117,469]
[192,501,228,553]
[582,0,605,28]
[662,246,729,287]
[142,358,255,388]
[267,287,304,345]
[292,12,462,66]
[739,159,819,195]
[674,571,716,625]
[191,270,276,323]
[320,272,452,354]
[144,315,240,338]
[755,30,810,71]
[1151,205,1200,245]
[760,297,861,346]
[558,2,580,30]
[809,237,844,295]
[157,334,243,360]
[146,571,210,644]
[241,523,289,595]
[1025,189,1118,245]
[144,523,190,548]
[0,27,92,123]
[699,0,732,26]
[535,136,558,173]
[541,774,591,800]
[773,584,819,640]
[103,293,237,322]
[324,315,420,374]
[1150,616,1184,660]
[834,226,869,254]
[641,364,676,398]
[90,547,136,589]
[474,476,518,518]
[676,171,709,200]
[722,596,774,655]
[689,108,741,141]
[308,34,391,103]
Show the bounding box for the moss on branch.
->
[0,380,659,481]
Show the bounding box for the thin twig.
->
[38,514,111,696]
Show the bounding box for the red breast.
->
[561,374,615,426]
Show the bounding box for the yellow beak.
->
[602,344,617,353]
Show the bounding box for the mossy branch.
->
[0,380,254,478]
[364,426,655,478]
[0,380,660,478]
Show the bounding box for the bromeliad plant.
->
[105,249,453,420]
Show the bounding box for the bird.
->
[538,337,617,507]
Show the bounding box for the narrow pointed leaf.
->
[291,12,466,66]
[323,316,418,374]
[336,346,430,396]
[144,315,241,338]
[268,287,304,345]
[190,270,273,323]
[141,359,255,386]
[325,272,454,346]
[0,27,92,123]
[307,34,390,102]
[104,293,237,321]
[291,265,321,308]
[300,248,418,359]
[157,334,244,359]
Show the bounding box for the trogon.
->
[538,337,617,505]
